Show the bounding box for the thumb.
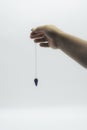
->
[31,26,45,33]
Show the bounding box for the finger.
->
[30,33,44,39]
[40,43,49,47]
[34,37,47,43]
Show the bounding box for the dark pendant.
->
[34,78,38,86]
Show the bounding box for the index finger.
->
[30,32,44,39]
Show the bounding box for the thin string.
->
[35,43,37,78]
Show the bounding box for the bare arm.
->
[30,25,87,68]
[59,32,87,68]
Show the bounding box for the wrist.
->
[56,30,65,49]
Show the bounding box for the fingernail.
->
[31,28,33,31]
[31,28,35,31]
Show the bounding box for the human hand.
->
[30,25,63,49]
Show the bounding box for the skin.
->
[30,25,87,68]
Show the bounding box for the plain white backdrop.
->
[0,0,87,129]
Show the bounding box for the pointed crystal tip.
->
[34,78,38,86]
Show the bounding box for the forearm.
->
[59,32,87,68]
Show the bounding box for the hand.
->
[30,25,63,49]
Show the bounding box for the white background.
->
[0,0,87,129]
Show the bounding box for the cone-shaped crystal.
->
[34,78,38,86]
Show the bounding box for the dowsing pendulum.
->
[34,43,38,86]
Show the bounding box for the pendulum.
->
[34,43,38,86]
[34,78,38,86]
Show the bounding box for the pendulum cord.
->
[34,43,38,86]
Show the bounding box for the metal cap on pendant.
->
[34,78,38,86]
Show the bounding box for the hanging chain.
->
[35,43,37,78]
